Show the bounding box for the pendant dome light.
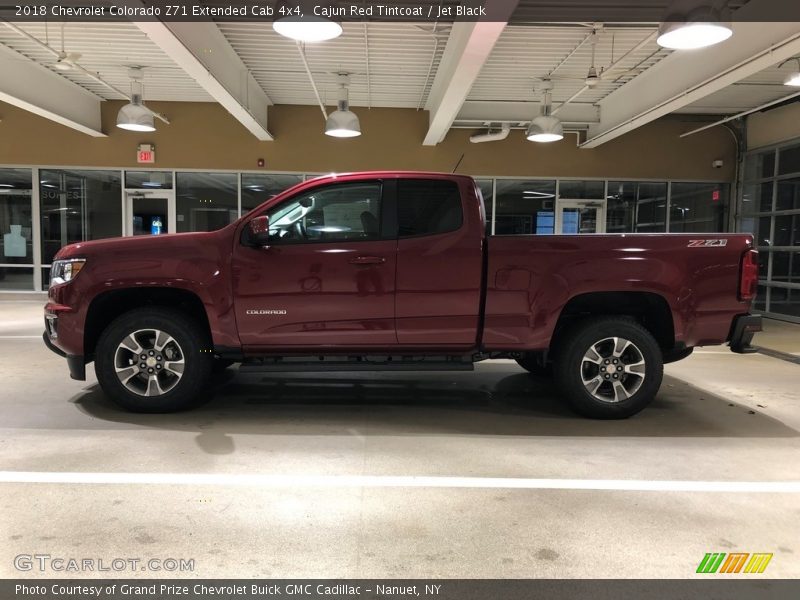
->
[116,67,155,132]
[526,78,563,143]
[657,3,732,50]
[325,74,361,138]
[273,1,342,42]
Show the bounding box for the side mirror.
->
[246,215,271,247]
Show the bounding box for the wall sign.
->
[137,144,155,164]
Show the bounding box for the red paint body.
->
[45,172,755,364]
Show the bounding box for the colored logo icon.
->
[696,552,773,574]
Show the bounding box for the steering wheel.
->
[294,219,307,240]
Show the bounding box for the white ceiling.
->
[0,17,798,135]
[0,22,212,101]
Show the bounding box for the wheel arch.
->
[552,291,676,352]
[84,287,212,361]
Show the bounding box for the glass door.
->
[556,200,606,234]
[124,191,176,237]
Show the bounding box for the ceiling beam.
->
[134,21,273,141]
[0,43,104,137]
[422,0,519,146]
[583,19,800,148]
[456,100,599,124]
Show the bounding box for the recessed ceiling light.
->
[657,5,732,50]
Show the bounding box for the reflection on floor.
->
[0,300,798,578]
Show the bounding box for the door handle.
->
[349,256,386,265]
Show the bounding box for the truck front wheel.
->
[553,317,663,419]
[94,308,214,413]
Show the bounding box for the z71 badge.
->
[687,239,728,247]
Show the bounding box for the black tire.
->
[553,317,663,419]
[516,353,552,378]
[94,307,214,413]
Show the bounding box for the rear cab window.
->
[397,179,463,237]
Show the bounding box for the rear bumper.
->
[42,331,86,381]
[728,314,762,354]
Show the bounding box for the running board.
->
[239,355,475,373]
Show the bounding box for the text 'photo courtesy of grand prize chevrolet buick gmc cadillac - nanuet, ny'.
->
[44,172,761,419]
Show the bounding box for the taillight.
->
[739,249,758,302]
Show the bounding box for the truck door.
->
[395,178,484,346]
[232,180,397,347]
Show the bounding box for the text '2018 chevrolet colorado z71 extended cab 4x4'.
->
[44,172,761,418]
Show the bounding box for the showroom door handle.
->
[349,256,386,265]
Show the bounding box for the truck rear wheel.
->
[553,317,663,419]
[94,308,214,413]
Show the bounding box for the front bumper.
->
[42,330,86,381]
[728,314,762,354]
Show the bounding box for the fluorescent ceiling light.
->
[526,115,564,143]
[273,16,342,42]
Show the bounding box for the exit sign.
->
[137,144,155,164]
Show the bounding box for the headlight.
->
[50,258,86,286]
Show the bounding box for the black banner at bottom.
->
[2,579,799,600]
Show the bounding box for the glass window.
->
[241,174,303,213]
[771,251,800,284]
[744,150,775,180]
[669,183,727,233]
[559,180,604,199]
[40,170,122,265]
[773,214,799,247]
[741,215,773,250]
[778,143,800,176]
[397,179,462,238]
[265,182,382,244]
[176,172,237,233]
[769,286,800,318]
[125,171,173,189]
[776,178,800,212]
[754,284,767,312]
[494,180,556,235]
[0,168,33,266]
[606,181,667,233]
[0,267,33,291]
[742,182,774,214]
[476,179,493,235]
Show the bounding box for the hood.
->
[54,230,223,260]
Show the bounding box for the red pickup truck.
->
[44,172,761,419]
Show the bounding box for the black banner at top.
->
[2,0,800,23]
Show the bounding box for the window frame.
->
[395,178,464,239]
[247,179,388,246]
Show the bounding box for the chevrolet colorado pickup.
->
[44,172,761,418]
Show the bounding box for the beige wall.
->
[746,102,800,150]
[0,100,736,180]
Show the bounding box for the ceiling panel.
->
[217,21,447,109]
[0,22,212,101]
[468,25,669,108]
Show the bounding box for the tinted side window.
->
[398,179,463,237]
[265,182,382,244]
